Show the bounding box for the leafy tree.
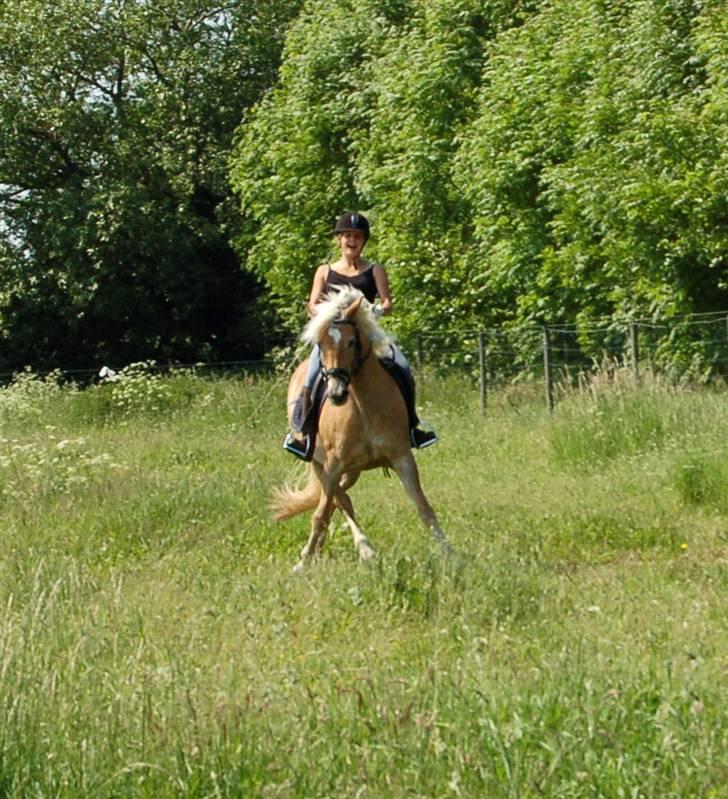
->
[231,0,534,334]
[352,0,532,340]
[456,0,728,369]
[231,0,411,327]
[5,0,727,378]
[0,0,301,373]
[455,0,624,328]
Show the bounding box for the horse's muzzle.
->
[322,366,352,405]
[326,377,349,405]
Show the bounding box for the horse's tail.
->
[270,465,321,521]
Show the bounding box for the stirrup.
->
[283,432,313,461]
[411,428,438,449]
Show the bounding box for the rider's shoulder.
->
[355,258,382,272]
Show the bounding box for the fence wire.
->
[3,312,728,396]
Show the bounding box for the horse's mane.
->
[302,286,393,357]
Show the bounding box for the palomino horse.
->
[272,286,450,571]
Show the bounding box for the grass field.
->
[0,366,726,798]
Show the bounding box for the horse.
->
[271,286,451,571]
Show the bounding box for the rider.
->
[283,211,438,460]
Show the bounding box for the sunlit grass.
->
[0,368,725,797]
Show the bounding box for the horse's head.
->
[318,295,365,405]
[303,286,390,405]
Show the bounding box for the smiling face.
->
[336,229,366,261]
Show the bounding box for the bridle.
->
[320,317,370,389]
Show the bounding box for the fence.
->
[395,311,728,414]
[4,310,728,411]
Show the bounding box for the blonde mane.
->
[302,286,392,357]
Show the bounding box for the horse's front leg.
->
[392,453,452,553]
[335,471,375,562]
[294,462,338,571]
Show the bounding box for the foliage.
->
[350,0,533,341]
[0,0,302,372]
[100,360,177,418]
[232,0,728,376]
[4,0,728,378]
[231,0,534,331]
[456,0,728,346]
[0,367,70,423]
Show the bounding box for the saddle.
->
[378,354,419,429]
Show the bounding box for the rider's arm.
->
[372,264,393,316]
[306,264,329,315]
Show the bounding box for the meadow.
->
[0,364,725,798]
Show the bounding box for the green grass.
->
[0,368,726,797]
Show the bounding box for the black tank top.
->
[323,263,379,304]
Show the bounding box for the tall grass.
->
[0,367,725,797]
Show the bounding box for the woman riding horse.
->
[283,212,437,460]
[273,286,450,570]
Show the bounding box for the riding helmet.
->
[334,212,370,241]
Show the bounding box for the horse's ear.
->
[343,296,363,319]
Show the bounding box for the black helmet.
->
[334,212,370,240]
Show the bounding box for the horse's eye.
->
[348,339,356,348]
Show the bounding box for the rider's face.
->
[337,230,366,259]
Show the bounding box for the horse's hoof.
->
[292,559,306,573]
[358,541,376,562]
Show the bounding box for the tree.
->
[351,0,524,340]
[231,0,411,327]
[0,0,302,372]
[456,0,728,369]
[231,0,534,334]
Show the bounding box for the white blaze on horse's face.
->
[321,322,358,405]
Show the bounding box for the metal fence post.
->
[543,326,554,413]
[629,320,640,383]
[478,330,487,415]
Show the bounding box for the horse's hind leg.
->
[392,453,451,553]
[334,472,375,562]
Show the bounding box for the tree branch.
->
[19,125,89,179]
